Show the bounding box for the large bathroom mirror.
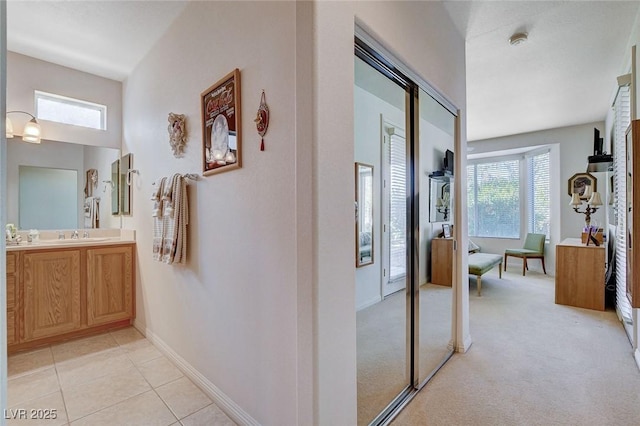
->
[429,176,452,222]
[356,162,374,267]
[7,138,121,230]
[19,166,78,229]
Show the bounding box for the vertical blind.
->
[527,151,551,237]
[389,133,406,280]
[467,159,520,238]
[615,84,632,324]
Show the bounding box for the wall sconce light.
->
[6,111,42,144]
[570,185,603,227]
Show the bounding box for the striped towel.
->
[84,197,100,228]
[152,177,166,217]
[162,174,189,265]
[152,177,167,261]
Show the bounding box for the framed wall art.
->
[201,69,241,176]
[568,172,597,200]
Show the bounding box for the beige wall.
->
[7,52,122,149]
[122,2,298,424]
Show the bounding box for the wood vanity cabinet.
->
[6,252,18,345]
[23,249,82,341]
[87,245,134,326]
[7,243,135,353]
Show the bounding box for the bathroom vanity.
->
[6,237,135,353]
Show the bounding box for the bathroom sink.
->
[39,237,112,245]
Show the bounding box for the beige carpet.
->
[357,284,453,425]
[392,271,640,425]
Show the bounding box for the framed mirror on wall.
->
[120,153,132,215]
[111,159,120,215]
[429,176,451,222]
[355,162,374,267]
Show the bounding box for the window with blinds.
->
[468,152,550,239]
[467,159,520,238]
[614,84,632,324]
[527,151,551,237]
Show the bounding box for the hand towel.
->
[84,196,100,228]
[152,177,167,218]
[152,177,167,260]
[163,174,179,218]
[161,175,189,264]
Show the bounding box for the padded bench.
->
[468,253,503,296]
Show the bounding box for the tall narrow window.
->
[528,151,550,237]
[467,159,520,238]
[388,131,406,281]
[35,91,107,130]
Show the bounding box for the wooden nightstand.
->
[555,238,605,311]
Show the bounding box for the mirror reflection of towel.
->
[84,196,100,228]
[84,169,98,197]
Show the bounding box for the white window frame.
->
[35,90,107,131]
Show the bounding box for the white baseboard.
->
[356,295,382,312]
[133,322,259,426]
[455,334,473,353]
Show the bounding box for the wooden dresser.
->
[555,238,605,311]
[431,238,453,286]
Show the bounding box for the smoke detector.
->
[509,32,528,46]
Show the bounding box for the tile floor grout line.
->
[9,328,227,425]
[51,344,72,425]
[123,333,182,425]
[54,332,146,424]
[63,384,152,424]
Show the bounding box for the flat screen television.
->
[444,149,454,175]
[594,128,603,155]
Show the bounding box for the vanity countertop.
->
[7,236,136,251]
[6,229,136,251]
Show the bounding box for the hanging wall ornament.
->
[168,113,187,157]
[254,90,270,151]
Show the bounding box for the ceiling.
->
[6,1,640,142]
[7,1,188,81]
[443,1,640,141]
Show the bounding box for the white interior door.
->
[382,121,407,297]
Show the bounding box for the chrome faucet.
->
[82,230,90,239]
[71,230,79,239]
[58,231,65,240]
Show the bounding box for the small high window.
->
[35,91,107,130]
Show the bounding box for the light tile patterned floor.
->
[7,327,236,426]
